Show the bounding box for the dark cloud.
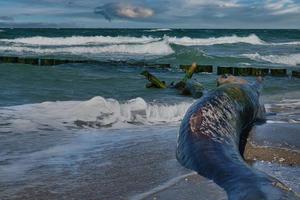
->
[0,16,14,21]
[0,22,74,28]
[0,0,300,28]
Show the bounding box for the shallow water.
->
[0,126,211,200]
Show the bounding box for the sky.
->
[0,0,300,28]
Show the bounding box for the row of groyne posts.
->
[0,56,300,78]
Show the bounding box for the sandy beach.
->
[1,121,299,200]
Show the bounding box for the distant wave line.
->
[2,34,300,47]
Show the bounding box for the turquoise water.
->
[1,29,300,106]
[0,29,300,199]
[1,29,300,66]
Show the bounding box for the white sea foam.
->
[2,34,299,49]
[0,34,268,47]
[242,53,300,66]
[0,35,159,46]
[1,97,193,130]
[165,34,266,46]
[0,41,174,56]
[265,99,300,124]
[130,172,197,200]
[144,28,172,32]
[272,41,300,46]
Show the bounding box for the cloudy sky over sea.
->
[0,0,300,28]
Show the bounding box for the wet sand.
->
[0,126,226,200]
[137,174,226,200]
[1,123,299,200]
[244,123,300,165]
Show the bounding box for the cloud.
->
[0,0,300,28]
[183,0,240,8]
[0,16,14,21]
[0,22,74,28]
[95,2,154,21]
[264,0,300,15]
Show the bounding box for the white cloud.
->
[183,0,240,8]
[115,3,154,18]
[95,2,155,21]
[265,0,300,15]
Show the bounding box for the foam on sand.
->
[130,172,197,200]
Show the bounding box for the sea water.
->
[0,29,300,199]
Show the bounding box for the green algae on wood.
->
[182,63,198,82]
[140,70,167,88]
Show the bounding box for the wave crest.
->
[265,99,300,124]
[165,34,265,46]
[242,53,300,66]
[144,28,172,32]
[1,97,192,130]
[0,41,174,56]
[0,34,266,47]
[0,35,159,46]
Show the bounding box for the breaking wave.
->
[242,53,300,66]
[144,28,172,32]
[272,41,300,46]
[0,35,159,46]
[2,34,300,60]
[0,34,271,47]
[1,97,192,130]
[0,41,174,56]
[165,34,266,46]
[265,99,300,124]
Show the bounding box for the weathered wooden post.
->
[217,67,234,75]
[292,71,300,78]
[199,65,213,73]
[1,56,18,63]
[270,69,287,76]
[251,68,269,76]
[40,59,55,66]
[140,70,167,88]
[180,64,213,73]
[234,67,252,76]
[182,62,197,82]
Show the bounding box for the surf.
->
[242,53,300,66]
[0,96,193,130]
[0,35,160,46]
[0,41,174,57]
